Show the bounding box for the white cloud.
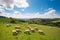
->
[0,6,10,17]
[47,8,54,11]
[0,6,4,12]
[0,11,10,17]
[0,8,60,19]
[9,11,38,18]
[14,0,29,8]
[40,8,60,18]
[44,9,56,17]
[0,0,29,10]
[0,0,14,10]
[10,11,23,18]
[50,0,54,1]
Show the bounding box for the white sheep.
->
[6,24,11,27]
[30,28,35,32]
[34,27,39,30]
[15,29,21,32]
[15,26,20,29]
[12,30,18,35]
[24,29,30,34]
[27,26,31,30]
[38,30,45,35]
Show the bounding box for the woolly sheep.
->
[6,24,11,27]
[30,28,35,32]
[27,26,31,30]
[38,30,45,35]
[12,30,18,35]
[24,29,30,34]
[15,29,21,32]
[34,27,39,30]
[15,26,20,29]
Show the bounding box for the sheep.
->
[12,30,18,35]
[24,29,30,34]
[30,28,35,32]
[38,30,45,35]
[15,26,20,29]
[6,24,11,27]
[15,29,21,32]
[27,26,31,30]
[34,27,39,30]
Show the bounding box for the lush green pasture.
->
[0,23,60,40]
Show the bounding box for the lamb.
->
[12,30,18,35]
[24,29,30,34]
[27,26,31,30]
[15,26,20,29]
[15,29,21,32]
[30,28,35,32]
[34,27,39,30]
[6,24,11,27]
[38,30,45,35]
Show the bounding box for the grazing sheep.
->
[27,26,31,30]
[12,30,18,35]
[15,29,21,32]
[30,28,35,32]
[34,27,39,30]
[6,24,11,27]
[24,29,30,34]
[38,30,45,35]
[15,26,20,29]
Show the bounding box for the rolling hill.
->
[0,17,60,40]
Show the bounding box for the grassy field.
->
[0,23,60,40]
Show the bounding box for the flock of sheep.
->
[6,24,45,36]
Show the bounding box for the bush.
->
[10,18,16,23]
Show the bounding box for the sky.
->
[0,0,60,19]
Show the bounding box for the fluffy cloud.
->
[14,0,29,8]
[44,9,56,18]
[9,11,39,18]
[50,0,54,1]
[0,6,4,12]
[0,0,29,10]
[0,8,60,19]
[40,8,60,18]
[10,11,23,18]
[0,6,11,17]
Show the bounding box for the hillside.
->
[27,18,60,27]
[0,17,26,23]
[0,17,60,27]
[0,17,60,40]
[0,23,60,40]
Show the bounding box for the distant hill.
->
[0,16,7,18]
[0,16,26,23]
[0,16,11,23]
[0,17,60,27]
[27,18,60,27]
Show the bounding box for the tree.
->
[10,17,16,23]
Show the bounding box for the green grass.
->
[0,23,60,40]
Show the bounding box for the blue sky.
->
[0,0,60,18]
[25,0,60,13]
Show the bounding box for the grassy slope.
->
[0,18,11,23]
[0,23,60,40]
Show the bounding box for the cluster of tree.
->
[0,16,26,24]
[27,18,60,27]
[9,17,27,24]
[0,16,60,27]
